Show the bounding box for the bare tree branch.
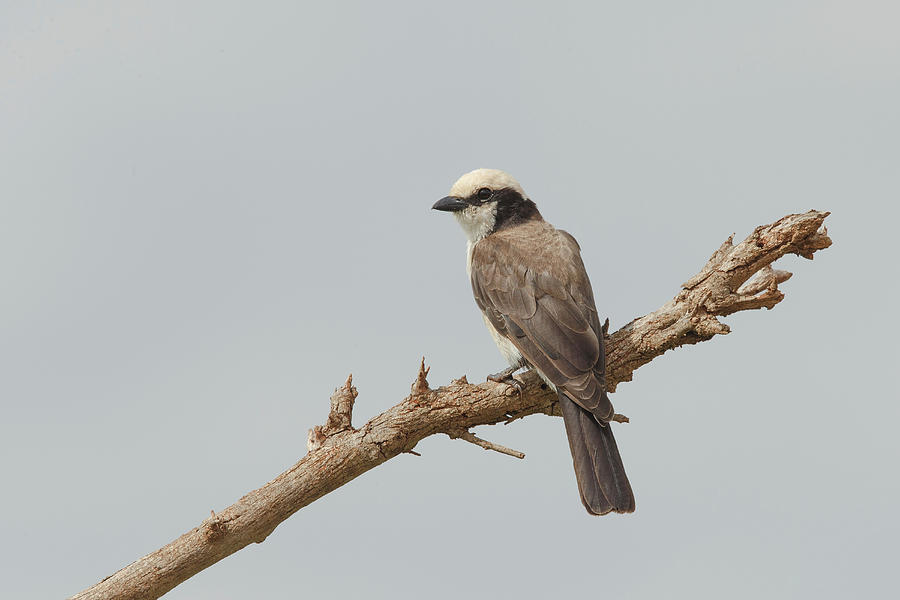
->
[69,210,831,600]
[448,427,527,459]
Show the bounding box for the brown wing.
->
[471,220,614,421]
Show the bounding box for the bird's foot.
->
[487,366,525,398]
[486,364,519,383]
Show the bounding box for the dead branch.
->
[448,428,526,459]
[69,210,831,600]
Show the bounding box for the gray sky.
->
[1,1,898,598]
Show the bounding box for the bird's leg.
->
[487,365,525,398]
[486,364,519,382]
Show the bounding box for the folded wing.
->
[471,221,613,421]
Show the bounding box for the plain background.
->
[2,2,898,598]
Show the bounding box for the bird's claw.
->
[487,366,525,399]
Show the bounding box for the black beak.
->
[432,196,468,212]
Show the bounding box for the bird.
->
[432,168,635,515]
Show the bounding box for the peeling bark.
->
[70,210,831,600]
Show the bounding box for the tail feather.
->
[559,392,635,515]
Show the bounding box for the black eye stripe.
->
[489,187,540,231]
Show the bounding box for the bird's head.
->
[432,168,540,242]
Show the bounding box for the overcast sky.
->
[1,2,898,598]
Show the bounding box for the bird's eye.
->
[477,187,493,201]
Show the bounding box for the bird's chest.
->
[465,240,476,277]
[481,313,524,368]
[467,241,526,369]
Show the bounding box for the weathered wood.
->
[70,210,831,600]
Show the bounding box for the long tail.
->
[559,392,635,515]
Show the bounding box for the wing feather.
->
[471,221,613,420]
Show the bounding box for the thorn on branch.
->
[203,509,227,542]
[307,374,358,452]
[447,428,526,459]
[411,357,431,397]
[326,374,357,431]
[306,427,327,452]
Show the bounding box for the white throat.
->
[456,202,497,279]
[453,201,497,244]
